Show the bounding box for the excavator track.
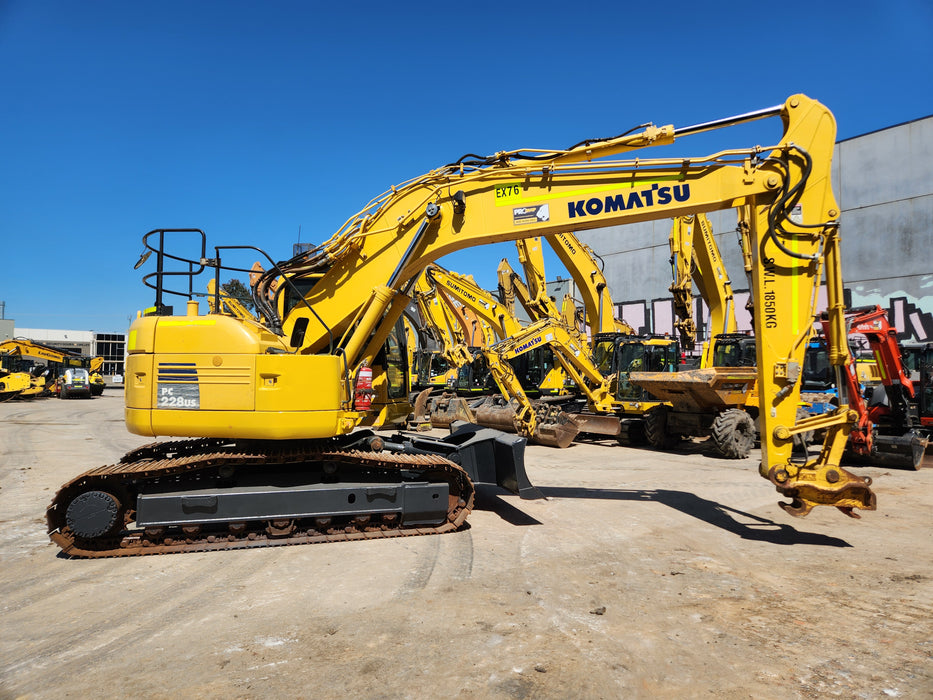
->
[47,438,474,558]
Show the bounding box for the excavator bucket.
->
[569,413,623,437]
[530,419,580,449]
[871,431,930,471]
[427,394,478,428]
[473,396,580,448]
[472,395,519,431]
[388,422,543,499]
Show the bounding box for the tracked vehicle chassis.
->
[48,424,536,558]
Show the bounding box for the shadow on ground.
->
[475,485,852,548]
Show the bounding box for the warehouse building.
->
[4,327,126,383]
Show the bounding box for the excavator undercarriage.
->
[47,423,537,557]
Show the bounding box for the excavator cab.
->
[899,344,933,430]
[455,353,495,395]
[802,337,833,391]
[415,351,453,390]
[592,333,679,402]
[919,346,933,427]
[455,347,556,398]
[712,334,757,368]
[511,347,559,396]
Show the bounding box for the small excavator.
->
[48,95,877,557]
[453,234,680,448]
[807,305,930,470]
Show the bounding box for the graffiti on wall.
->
[888,296,933,343]
[617,292,933,345]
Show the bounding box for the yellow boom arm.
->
[668,213,738,363]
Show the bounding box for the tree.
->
[220,278,255,312]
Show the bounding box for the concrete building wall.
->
[0,319,13,342]
[574,115,933,344]
[15,328,94,355]
[834,117,933,342]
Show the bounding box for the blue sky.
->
[2,0,931,332]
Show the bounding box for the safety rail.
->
[136,230,335,355]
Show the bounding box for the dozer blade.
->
[872,431,930,471]
[569,413,622,437]
[387,421,543,499]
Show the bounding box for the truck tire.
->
[711,408,755,459]
[644,406,679,450]
[617,418,647,446]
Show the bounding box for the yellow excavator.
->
[0,339,105,397]
[481,236,678,447]
[541,229,683,446]
[425,264,557,397]
[48,95,876,557]
[474,313,680,447]
[414,263,565,429]
[494,242,571,394]
[0,356,34,401]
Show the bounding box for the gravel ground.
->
[2,393,931,699]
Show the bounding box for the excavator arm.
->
[427,266,524,340]
[127,94,875,518]
[668,213,738,360]
[459,305,496,348]
[545,230,635,335]
[515,238,559,320]
[412,269,474,370]
[497,258,535,318]
[0,339,102,374]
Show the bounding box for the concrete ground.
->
[1,393,931,699]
